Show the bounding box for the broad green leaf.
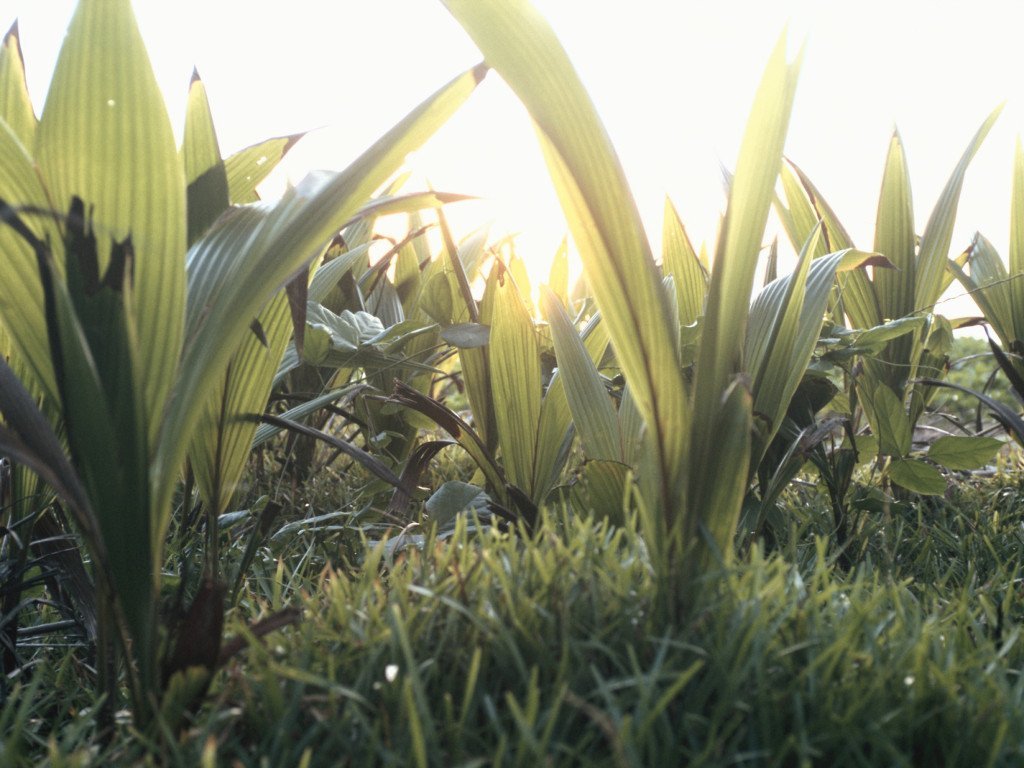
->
[888,457,946,496]
[395,236,425,315]
[0,22,36,148]
[425,481,487,527]
[849,434,878,463]
[541,286,620,461]
[441,323,490,348]
[927,435,1002,471]
[915,107,1001,310]
[746,227,819,431]
[420,271,455,325]
[618,382,646,469]
[871,131,916,394]
[782,160,877,328]
[443,0,688,512]
[489,261,542,496]
[308,243,372,304]
[864,384,911,457]
[36,0,187,445]
[855,315,926,348]
[696,37,801,401]
[508,253,534,312]
[780,160,856,254]
[774,163,829,260]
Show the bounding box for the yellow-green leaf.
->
[541,286,620,461]
[443,0,688,512]
[915,107,1000,310]
[489,262,541,496]
[662,197,707,328]
[182,70,229,246]
[35,0,187,445]
[225,133,303,205]
[888,457,945,496]
[927,435,1002,471]
[0,22,36,148]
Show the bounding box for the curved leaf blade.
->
[442,0,688,511]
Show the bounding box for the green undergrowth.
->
[8,475,1024,767]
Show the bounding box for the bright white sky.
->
[7,0,1024,313]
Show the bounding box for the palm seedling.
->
[441,0,886,614]
[0,0,484,725]
[777,114,1005,498]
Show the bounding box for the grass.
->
[8,461,1024,767]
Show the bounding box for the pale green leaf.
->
[574,460,631,526]
[865,384,911,457]
[36,0,187,445]
[873,130,915,323]
[662,196,707,328]
[888,457,946,496]
[689,35,801,548]
[225,133,303,204]
[441,323,490,348]
[443,0,688,511]
[425,481,486,526]
[489,262,542,496]
[541,286,620,461]
[189,291,291,516]
[964,233,1013,345]
[690,380,752,569]
[546,237,569,304]
[855,315,927,347]
[927,435,1002,471]
[915,107,1001,310]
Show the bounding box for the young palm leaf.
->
[442,0,688,519]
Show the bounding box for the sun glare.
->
[8,0,1024,309]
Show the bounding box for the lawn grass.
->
[7,468,1024,767]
